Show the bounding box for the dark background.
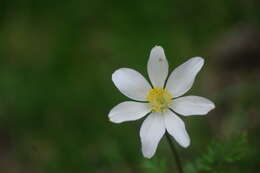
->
[0,0,259,172]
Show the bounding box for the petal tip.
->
[108,111,120,123]
[153,45,163,49]
[111,69,120,82]
[108,115,115,123]
[206,99,216,113]
[190,56,204,66]
[210,102,216,111]
[142,147,154,159]
[181,139,191,148]
[194,56,204,65]
[143,154,153,159]
[193,56,204,60]
[183,143,190,148]
[151,45,164,54]
[108,117,121,124]
[112,68,125,79]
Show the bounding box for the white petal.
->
[108,101,151,123]
[147,46,169,87]
[140,113,165,158]
[164,110,190,148]
[112,68,152,101]
[166,57,204,97]
[170,96,215,116]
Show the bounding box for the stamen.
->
[146,88,173,113]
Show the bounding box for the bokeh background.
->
[0,0,260,172]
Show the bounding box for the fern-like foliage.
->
[185,133,249,173]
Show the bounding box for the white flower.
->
[108,46,215,159]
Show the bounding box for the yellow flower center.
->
[146,88,173,113]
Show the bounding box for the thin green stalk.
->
[166,132,184,173]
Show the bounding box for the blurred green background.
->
[0,0,260,172]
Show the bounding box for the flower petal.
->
[170,96,215,116]
[166,57,204,97]
[164,110,190,148]
[108,101,151,123]
[140,112,165,158]
[112,68,152,101]
[147,46,169,87]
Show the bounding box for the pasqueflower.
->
[109,46,215,158]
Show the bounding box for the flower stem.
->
[166,132,184,173]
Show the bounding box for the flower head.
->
[108,46,215,158]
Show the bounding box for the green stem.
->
[166,132,184,173]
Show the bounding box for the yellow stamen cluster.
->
[146,88,173,113]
